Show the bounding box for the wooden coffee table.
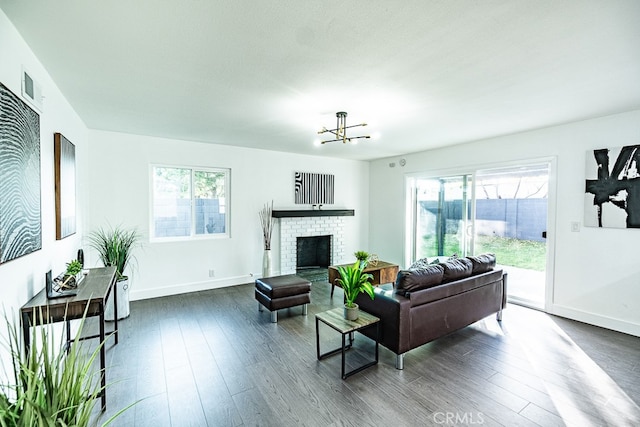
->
[328,260,399,298]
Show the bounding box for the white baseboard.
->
[130,274,255,301]
[550,304,640,337]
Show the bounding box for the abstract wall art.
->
[0,82,42,263]
[585,144,640,228]
[54,132,76,239]
[294,172,334,205]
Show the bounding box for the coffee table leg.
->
[375,322,379,363]
[316,317,320,360]
[341,333,346,380]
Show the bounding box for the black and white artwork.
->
[584,145,640,228]
[294,172,334,205]
[0,82,41,263]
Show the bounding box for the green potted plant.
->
[354,250,370,262]
[0,310,130,425]
[335,259,375,320]
[88,225,142,320]
[63,259,84,288]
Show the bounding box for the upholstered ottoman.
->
[255,275,311,323]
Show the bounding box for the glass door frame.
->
[404,156,557,312]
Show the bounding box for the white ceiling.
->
[2,1,640,161]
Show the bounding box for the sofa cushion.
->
[395,264,444,295]
[467,253,496,275]
[441,257,473,283]
[408,258,431,269]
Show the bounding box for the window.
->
[151,165,230,239]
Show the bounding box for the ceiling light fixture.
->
[317,111,370,144]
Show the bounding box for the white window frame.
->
[150,164,231,242]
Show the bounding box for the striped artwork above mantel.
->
[294,172,334,205]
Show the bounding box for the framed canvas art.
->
[0,82,42,263]
[585,144,640,228]
[54,132,76,239]
[294,172,335,205]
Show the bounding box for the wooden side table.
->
[328,260,399,298]
[315,307,380,379]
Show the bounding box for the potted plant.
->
[335,259,375,320]
[63,259,84,288]
[354,250,370,262]
[88,225,142,320]
[0,310,130,425]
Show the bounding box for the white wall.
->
[0,9,88,317]
[86,130,370,300]
[369,110,640,337]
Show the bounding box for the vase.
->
[344,303,359,321]
[262,249,272,278]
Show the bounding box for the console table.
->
[20,266,118,411]
[328,260,399,298]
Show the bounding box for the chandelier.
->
[317,111,370,144]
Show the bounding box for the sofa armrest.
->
[354,284,412,354]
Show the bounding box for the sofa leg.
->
[270,310,278,323]
[302,303,308,315]
[258,302,263,312]
[496,309,503,322]
[395,353,405,370]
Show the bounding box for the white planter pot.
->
[105,277,130,321]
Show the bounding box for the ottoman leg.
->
[302,303,308,315]
[271,310,278,323]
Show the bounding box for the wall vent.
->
[22,68,43,111]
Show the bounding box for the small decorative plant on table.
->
[335,258,375,321]
[65,259,84,285]
[354,250,369,262]
[55,259,84,291]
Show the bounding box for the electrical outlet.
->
[208,269,215,277]
[571,222,580,232]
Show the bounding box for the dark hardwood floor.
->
[91,271,640,426]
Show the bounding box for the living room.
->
[1,2,639,425]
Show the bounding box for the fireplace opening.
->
[296,235,331,270]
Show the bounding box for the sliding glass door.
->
[474,164,549,308]
[409,162,550,309]
[413,175,472,260]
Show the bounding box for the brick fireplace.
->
[276,210,353,275]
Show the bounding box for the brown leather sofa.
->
[354,254,507,369]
